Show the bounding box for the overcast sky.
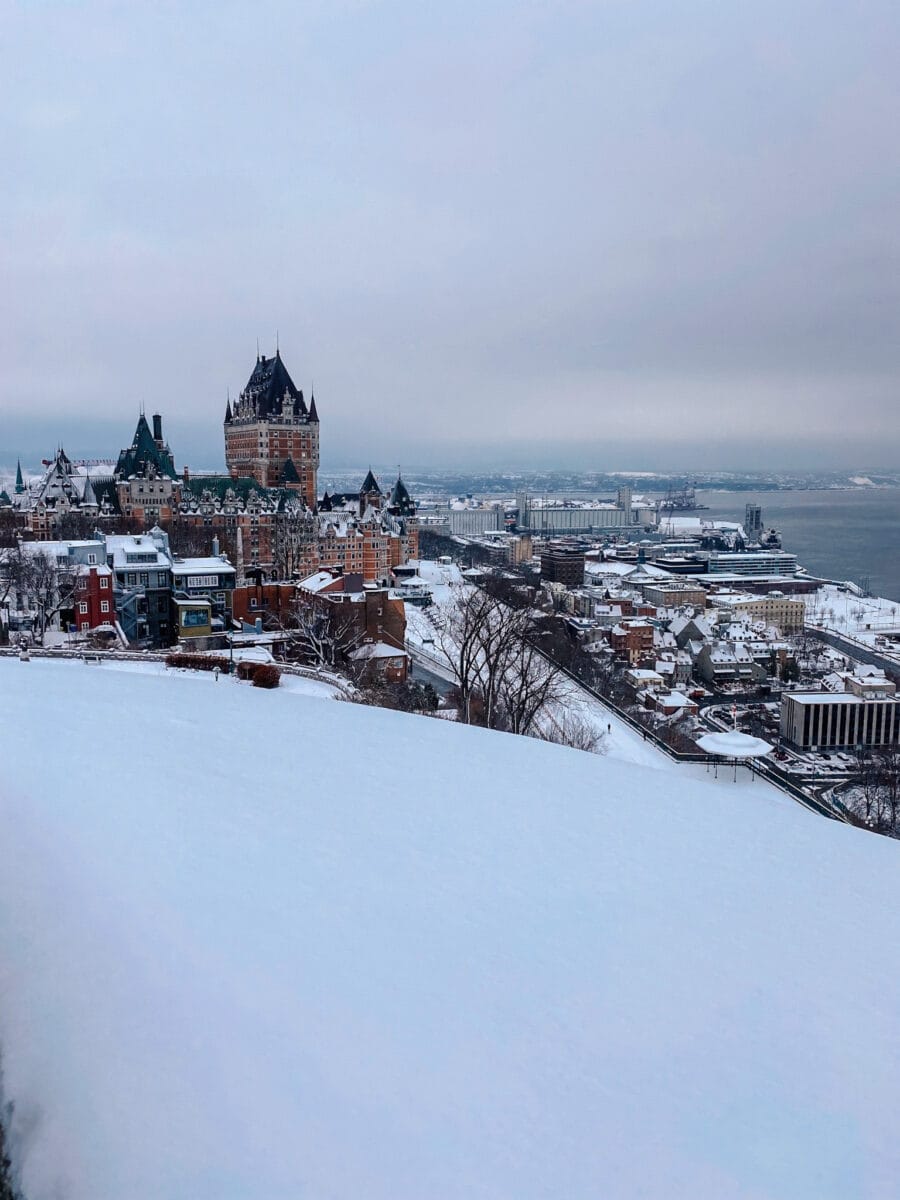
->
[2,0,898,472]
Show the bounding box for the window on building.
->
[81,621,89,631]
[78,602,88,614]
[100,576,109,589]
[88,553,97,564]
[100,600,110,613]
[140,572,149,586]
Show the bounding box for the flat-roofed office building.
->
[780,693,899,750]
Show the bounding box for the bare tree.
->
[494,631,564,735]
[853,749,880,825]
[875,745,900,831]
[166,520,236,562]
[277,594,364,669]
[533,710,606,754]
[271,509,317,581]
[31,551,79,640]
[0,508,25,550]
[436,585,496,722]
[438,584,563,733]
[0,541,34,614]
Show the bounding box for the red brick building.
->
[224,350,319,507]
[609,619,655,664]
[231,583,299,626]
[73,564,115,633]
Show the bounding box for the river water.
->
[694,489,900,602]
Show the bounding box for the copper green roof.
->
[183,475,265,502]
[115,414,177,480]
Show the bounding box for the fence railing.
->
[0,644,356,697]
[539,649,844,818]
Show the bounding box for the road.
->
[807,626,900,675]
[407,651,455,697]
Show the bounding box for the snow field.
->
[0,658,898,1199]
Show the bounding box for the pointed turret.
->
[225,397,233,423]
[387,474,415,517]
[308,391,319,422]
[115,412,177,480]
[360,468,381,497]
[81,473,98,508]
[280,457,301,486]
[15,459,25,493]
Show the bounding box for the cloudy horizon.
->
[2,1,898,473]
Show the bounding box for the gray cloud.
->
[1,0,898,471]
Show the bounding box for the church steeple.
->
[15,458,25,494]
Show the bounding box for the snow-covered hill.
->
[0,658,898,1200]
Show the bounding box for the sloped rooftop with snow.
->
[0,657,898,1199]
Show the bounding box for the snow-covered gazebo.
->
[696,731,773,781]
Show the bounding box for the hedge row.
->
[237,660,281,688]
[165,653,230,673]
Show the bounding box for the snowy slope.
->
[0,658,899,1200]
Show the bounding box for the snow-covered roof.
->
[171,557,235,577]
[20,539,104,559]
[854,664,887,680]
[105,535,170,568]
[298,570,340,593]
[623,562,670,580]
[657,690,694,708]
[76,563,113,576]
[706,641,754,664]
[697,731,773,758]
[349,641,410,661]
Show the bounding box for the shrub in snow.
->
[250,664,280,689]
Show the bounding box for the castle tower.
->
[114,413,181,525]
[359,468,382,512]
[224,347,319,508]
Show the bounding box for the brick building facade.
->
[224,350,319,507]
